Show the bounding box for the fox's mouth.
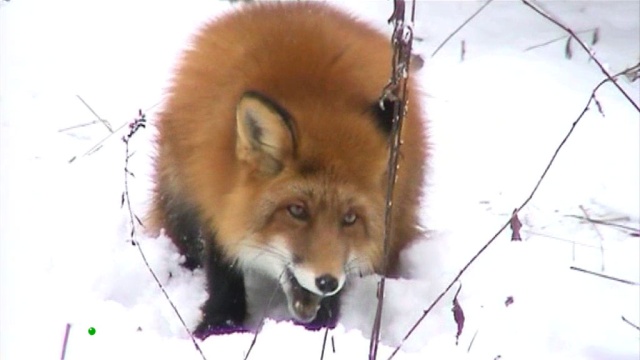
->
[282,268,324,323]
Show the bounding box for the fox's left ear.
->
[236,91,296,175]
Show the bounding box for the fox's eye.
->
[342,212,357,226]
[287,204,308,220]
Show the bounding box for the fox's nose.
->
[315,274,339,294]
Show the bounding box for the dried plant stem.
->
[522,0,640,112]
[76,95,113,133]
[387,63,637,360]
[524,28,597,52]
[368,0,417,359]
[565,215,639,233]
[59,323,71,360]
[622,316,640,331]
[570,266,639,286]
[320,327,330,360]
[122,113,207,360]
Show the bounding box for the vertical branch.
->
[121,111,207,360]
[368,1,417,359]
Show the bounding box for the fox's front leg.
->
[194,241,248,338]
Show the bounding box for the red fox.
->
[149,1,427,337]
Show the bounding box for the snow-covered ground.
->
[1,0,638,359]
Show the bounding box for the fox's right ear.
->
[236,91,296,175]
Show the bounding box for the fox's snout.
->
[290,265,346,297]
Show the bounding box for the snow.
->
[1,0,638,359]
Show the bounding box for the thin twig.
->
[76,95,113,133]
[69,98,161,163]
[622,316,640,331]
[320,327,330,360]
[570,266,639,286]
[467,328,479,353]
[58,121,101,133]
[524,230,602,249]
[369,1,416,358]
[431,0,494,58]
[565,215,639,233]
[522,0,640,112]
[387,63,638,360]
[579,205,606,271]
[60,323,71,360]
[69,121,129,163]
[122,111,207,360]
[524,28,597,52]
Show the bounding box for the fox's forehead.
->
[280,172,380,207]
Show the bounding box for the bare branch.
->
[320,327,330,360]
[522,0,640,112]
[76,95,114,133]
[387,62,638,360]
[121,111,207,360]
[565,214,640,233]
[570,266,639,286]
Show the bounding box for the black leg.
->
[161,199,204,270]
[302,292,341,331]
[194,241,248,338]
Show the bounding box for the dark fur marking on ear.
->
[244,113,264,149]
[370,99,396,135]
[243,90,298,154]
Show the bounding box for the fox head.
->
[216,90,394,322]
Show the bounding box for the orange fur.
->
[149,1,427,333]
